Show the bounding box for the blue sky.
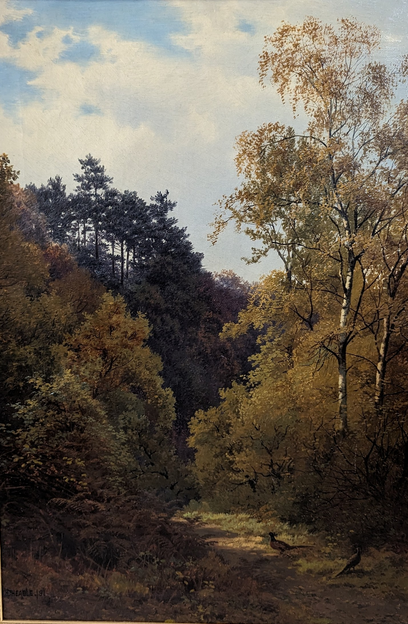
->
[1,0,188,49]
[1,0,408,280]
[0,0,188,113]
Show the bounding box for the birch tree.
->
[212,18,408,434]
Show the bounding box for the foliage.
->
[212,17,408,434]
[0,157,198,577]
[29,158,255,440]
[196,17,408,541]
[190,266,408,540]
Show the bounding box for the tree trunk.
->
[111,240,115,278]
[375,260,408,415]
[120,240,124,286]
[95,226,99,260]
[375,312,391,414]
[337,255,355,436]
[338,339,348,436]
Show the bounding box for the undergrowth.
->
[2,549,281,623]
[4,502,407,622]
[179,506,408,602]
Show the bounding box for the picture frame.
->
[1,1,407,623]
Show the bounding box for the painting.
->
[1,0,408,622]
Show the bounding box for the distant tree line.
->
[27,155,256,443]
[28,155,201,286]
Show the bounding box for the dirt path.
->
[188,521,408,624]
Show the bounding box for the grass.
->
[179,505,316,545]
[2,543,285,623]
[179,505,408,602]
[180,509,270,536]
[4,505,407,623]
[327,548,408,596]
[290,545,408,598]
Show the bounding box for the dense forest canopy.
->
[26,155,255,436]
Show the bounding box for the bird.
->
[269,532,295,552]
[334,547,361,577]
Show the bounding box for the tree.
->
[212,18,408,434]
[0,159,53,412]
[189,265,408,539]
[27,160,254,447]
[73,155,113,259]
[65,293,194,495]
[127,249,254,439]
[0,153,18,199]
[27,176,70,245]
[113,190,147,285]
[0,156,44,291]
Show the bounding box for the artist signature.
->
[4,588,46,598]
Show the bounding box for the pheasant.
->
[269,532,295,552]
[335,547,361,577]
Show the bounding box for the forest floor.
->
[3,512,408,623]
[176,513,408,624]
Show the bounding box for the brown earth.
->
[188,520,408,624]
[3,520,407,623]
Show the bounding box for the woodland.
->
[1,17,408,624]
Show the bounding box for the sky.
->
[1,0,408,281]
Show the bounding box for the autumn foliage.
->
[195,17,408,542]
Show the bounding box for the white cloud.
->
[1,0,408,280]
[13,26,76,71]
[0,0,32,26]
